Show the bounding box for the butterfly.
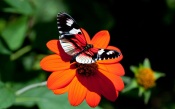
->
[57,12,121,64]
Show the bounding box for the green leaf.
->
[15,85,102,109]
[154,71,165,80]
[166,0,175,10]
[143,90,151,104]
[0,81,15,109]
[0,19,6,33]
[0,38,11,54]
[31,0,68,22]
[143,58,151,68]
[122,79,138,93]
[1,16,28,51]
[130,65,138,74]
[3,0,33,15]
[138,86,145,97]
[37,91,102,109]
[121,76,132,84]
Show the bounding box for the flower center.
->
[135,68,155,89]
[75,63,98,76]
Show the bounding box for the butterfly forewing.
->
[57,13,87,56]
[57,13,80,38]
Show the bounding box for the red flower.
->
[40,28,125,107]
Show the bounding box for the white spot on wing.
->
[66,19,74,26]
[107,51,114,55]
[98,49,105,55]
[60,35,64,38]
[69,28,81,34]
[59,31,63,34]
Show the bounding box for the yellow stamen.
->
[76,63,98,76]
[135,68,155,89]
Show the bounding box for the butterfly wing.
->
[75,48,121,64]
[57,12,87,56]
[57,12,122,64]
[93,48,121,61]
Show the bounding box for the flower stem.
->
[10,45,32,61]
[15,81,47,96]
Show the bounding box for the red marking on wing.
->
[84,48,98,57]
[74,34,87,47]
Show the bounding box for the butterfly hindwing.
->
[94,49,121,61]
[75,48,121,64]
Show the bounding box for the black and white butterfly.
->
[57,12,121,64]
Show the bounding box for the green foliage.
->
[143,58,151,68]
[1,16,28,51]
[14,81,101,109]
[166,0,175,10]
[123,58,165,105]
[122,79,138,93]
[31,0,68,22]
[3,0,33,15]
[0,82,15,109]
[0,38,11,54]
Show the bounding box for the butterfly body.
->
[57,12,121,64]
[70,44,93,63]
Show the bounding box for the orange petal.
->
[98,63,125,76]
[91,30,110,48]
[47,39,72,61]
[76,74,100,93]
[81,28,91,43]
[86,91,101,108]
[46,40,60,54]
[68,76,87,106]
[76,75,101,107]
[40,54,70,72]
[52,85,69,94]
[95,72,118,101]
[97,46,123,64]
[47,69,76,90]
[98,69,124,91]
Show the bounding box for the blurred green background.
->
[0,0,175,109]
